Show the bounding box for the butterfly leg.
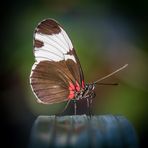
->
[62,100,71,114]
[87,98,92,117]
[73,100,77,115]
[89,98,93,116]
[86,92,95,116]
[89,92,96,116]
[86,98,90,115]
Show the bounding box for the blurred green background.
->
[1,0,148,147]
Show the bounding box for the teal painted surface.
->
[29,115,139,148]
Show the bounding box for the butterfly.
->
[30,19,128,115]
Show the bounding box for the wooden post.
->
[29,115,139,148]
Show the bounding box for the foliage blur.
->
[1,0,148,147]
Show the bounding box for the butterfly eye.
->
[88,84,95,90]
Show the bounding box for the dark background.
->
[1,0,148,147]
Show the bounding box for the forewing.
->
[33,19,84,85]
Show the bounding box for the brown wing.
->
[30,19,85,104]
[30,61,75,104]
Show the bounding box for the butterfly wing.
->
[30,61,74,104]
[30,19,84,104]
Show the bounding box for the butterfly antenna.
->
[95,82,119,85]
[94,64,128,84]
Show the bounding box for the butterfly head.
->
[75,83,96,100]
[83,83,96,99]
[85,83,95,92]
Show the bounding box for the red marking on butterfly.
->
[69,82,75,91]
[68,91,75,99]
[75,81,80,91]
[68,82,75,99]
[68,81,82,100]
[82,80,85,88]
